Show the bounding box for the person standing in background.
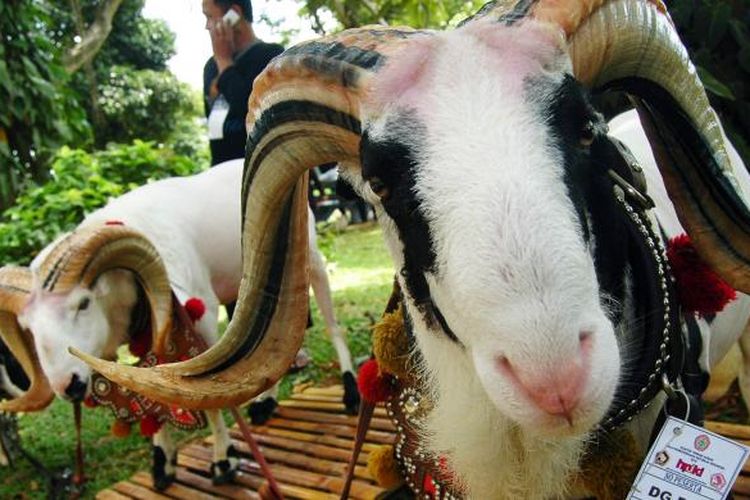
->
[202,0,284,165]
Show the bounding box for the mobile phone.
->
[223,9,241,27]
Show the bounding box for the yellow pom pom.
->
[111,419,132,438]
[367,445,403,489]
[372,306,411,379]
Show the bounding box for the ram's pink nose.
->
[497,333,592,421]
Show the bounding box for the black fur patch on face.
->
[360,126,435,302]
[532,75,631,322]
[361,121,459,343]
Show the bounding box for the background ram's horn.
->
[37,225,174,354]
[72,27,427,409]
[0,266,54,412]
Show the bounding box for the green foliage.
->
[670,0,750,164]
[46,0,193,148]
[301,0,486,31]
[0,142,203,265]
[97,66,195,145]
[99,9,176,71]
[0,1,90,210]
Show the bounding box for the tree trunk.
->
[63,0,125,74]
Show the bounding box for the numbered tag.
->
[628,416,748,499]
[207,95,229,140]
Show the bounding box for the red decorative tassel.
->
[140,414,162,437]
[423,472,437,498]
[184,297,206,322]
[111,419,132,438]
[128,327,152,358]
[83,396,98,408]
[667,234,737,316]
[357,358,396,403]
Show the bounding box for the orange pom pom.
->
[111,419,132,438]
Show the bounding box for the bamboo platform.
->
[97,385,395,500]
[96,387,750,499]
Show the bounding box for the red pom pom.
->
[184,297,206,322]
[83,396,98,408]
[140,414,162,437]
[111,419,132,438]
[667,234,737,316]
[357,359,396,403]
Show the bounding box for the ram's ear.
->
[366,33,438,115]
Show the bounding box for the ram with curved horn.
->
[75,0,750,496]
[0,266,53,413]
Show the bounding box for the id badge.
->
[628,416,748,499]
[208,95,229,140]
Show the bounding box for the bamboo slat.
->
[129,471,221,500]
[204,434,374,481]
[96,490,132,500]
[263,417,394,444]
[175,467,260,499]
[111,480,173,500]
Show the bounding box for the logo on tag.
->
[694,434,711,452]
[710,473,726,491]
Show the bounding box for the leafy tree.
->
[670,0,749,166]
[96,66,194,145]
[0,142,203,265]
[300,0,485,31]
[49,0,196,148]
[0,1,90,211]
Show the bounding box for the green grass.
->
[1,222,394,498]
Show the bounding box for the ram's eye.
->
[78,297,90,311]
[368,176,390,199]
[580,122,596,147]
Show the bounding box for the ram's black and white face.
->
[347,20,628,435]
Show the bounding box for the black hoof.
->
[247,397,278,425]
[211,461,237,485]
[152,445,176,491]
[153,473,176,491]
[211,446,240,485]
[343,371,360,415]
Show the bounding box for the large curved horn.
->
[72,27,429,409]
[544,0,750,291]
[0,266,54,412]
[37,224,173,353]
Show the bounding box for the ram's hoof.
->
[152,445,176,490]
[211,460,237,485]
[247,397,278,425]
[211,445,241,485]
[153,472,175,491]
[343,371,360,415]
